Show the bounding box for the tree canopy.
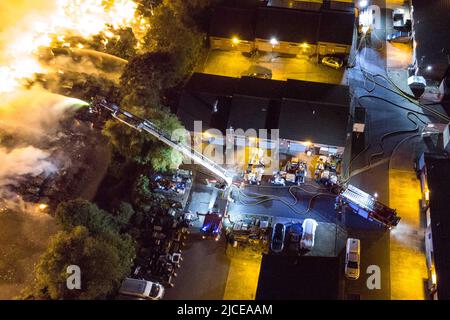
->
[102,103,184,170]
[28,226,135,300]
[55,199,120,234]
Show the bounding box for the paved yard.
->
[200,50,348,85]
[389,169,427,300]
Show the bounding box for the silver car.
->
[321,56,344,69]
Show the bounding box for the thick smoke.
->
[0,147,56,187]
[0,88,87,207]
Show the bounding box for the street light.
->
[232,37,240,45]
[270,37,279,46]
[359,0,368,8]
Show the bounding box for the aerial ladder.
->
[89,97,234,185]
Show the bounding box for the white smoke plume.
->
[0,147,57,188]
[0,88,88,208]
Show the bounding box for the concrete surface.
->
[200,50,348,85]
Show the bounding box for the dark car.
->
[271,223,286,253]
[243,65,272,79]
[387,31,411,43]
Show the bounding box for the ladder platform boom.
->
[90,96,233,185]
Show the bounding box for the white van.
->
[118,278,165,300]
[300,219,318,250]
[345,238,361,280]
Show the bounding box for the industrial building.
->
[256,254,341,300]
[416,152,450,299]
[176,73,350,155]
[209,1,355,58]
[410,0,450,98]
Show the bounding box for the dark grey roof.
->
[237,76,285,99]
[178,74,350,145]
[324,0,355,12]
[184,73,237,96]
[255,7,321,43]
[256,254,340,299]
[209,6,256,41]
[425,153,450,299]
[412,0,450,81]
[177,92,216,131]
[227,96,270,131]
[285,79,350,106]
[319,10,355,45]
[278,99,349,146]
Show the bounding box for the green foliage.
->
[103,28,138,61]
[102,104,184,170]
[143,5,204,81]
[28,226,135,300]
[113,202,135,227]
[55,199,119,234]
[120,51,177,103]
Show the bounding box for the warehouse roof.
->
[227,96,270,131]
[319,10,355,45]
[285,79,350,106]
[210,6,256,41]
[412,0,450,81]
[424,153,450,299]
[178,74,350,146]
[177,92,217,132]
[184,73,237,96]
[256,255,340,299]
[255,7,321,44]
[237,76,285,100]
[278,99,349,146]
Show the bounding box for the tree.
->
[55,199,119,234]
[120,51,177,106]
[143,5,204,81]
[113,202,135,228]
[102,104,184,170]
[103,28,138,61]
[27,226,135,300]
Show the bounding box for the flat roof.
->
[425,153,450,299]
[278,99,349,146]
[319,10,355,45]
[412,0,450,81]
[256,7,321,43]
[256,254,340,299]
[209,6,256,41]
[177,92,216,131]
[210,4,354,46]
[285,79,350,106]
[178,74,350,146]
[237,76,285,100]
[227,96,270,131]
[184,73,237,96]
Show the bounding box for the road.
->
[344,0,442,299]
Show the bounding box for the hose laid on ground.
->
[233,184,335,216]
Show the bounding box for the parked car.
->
[345,238,361,280]
[271,223,286,253]
[300,219,318,250]
[244,65,272,79]
[386,31,411,43]
[118,278,165,300]
[321,56,343,69]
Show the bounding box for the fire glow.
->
[0,0,148,93]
